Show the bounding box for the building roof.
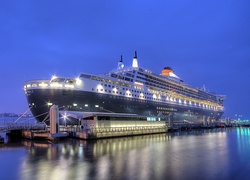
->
[60,111,139,119]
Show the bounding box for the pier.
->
[0,106,245,143]
[0,124,167,141]
[0,120,243,143]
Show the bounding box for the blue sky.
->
[0,0,249,119]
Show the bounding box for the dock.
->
[0,105,243,142]
[0,121,242,142]
[1,124,167,140]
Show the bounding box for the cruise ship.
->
[23,52,225,124]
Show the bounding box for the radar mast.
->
[117,55,124,70]
[132,51,138,68]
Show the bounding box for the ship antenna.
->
[118,55,124,69]
[120,55,123,62]
[134,51,137,58]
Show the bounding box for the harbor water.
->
[1,128,250,180]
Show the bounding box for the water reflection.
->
[237,128,250,153]
[1,128,250,180]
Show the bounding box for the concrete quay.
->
[17,126,167,140]
[68,126,167,139]
[1,121,245,142]
[1,106,242,142]
[21,130,68,140]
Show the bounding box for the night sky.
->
[0,0,249,119]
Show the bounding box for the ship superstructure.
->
[24,52,225,124]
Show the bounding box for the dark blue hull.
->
[25,89,224,124]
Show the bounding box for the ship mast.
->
[132,51,138,68]
[117,55,124,70]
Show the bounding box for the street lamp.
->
[63,114,67,127]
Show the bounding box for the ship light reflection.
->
[39,82,48,87]
[65,84,74,88]
[78,147,84,158]
[52,75,57,80]
[112,87,118,94]
[50,83,63,87]
[140,93,145,99]
[97,156,110,179]
[76,78,82,85]
[97,84,104,92]
[126,90,131,97]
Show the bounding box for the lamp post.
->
[63,114,67,128]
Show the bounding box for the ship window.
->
[51,78,65,83]
[126,73,132,77]
[65,79,76,84]
[118,75,124,80]
[125,77,131,81]
[80,74,91,79]
[111,74,118,78]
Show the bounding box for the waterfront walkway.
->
[0,123,46,133]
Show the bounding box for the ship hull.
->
[25,89,224,124]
